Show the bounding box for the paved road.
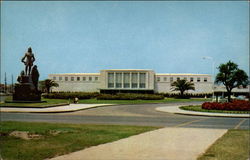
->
[1,102,249,129]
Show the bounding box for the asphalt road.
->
[1,102,249,129]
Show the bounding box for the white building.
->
[49,69,214,94]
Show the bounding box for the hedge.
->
[43,92,100,99]
[97,93,164,100]
[43,92,164,100]
[202,100,250,111]
[160,93,212,98]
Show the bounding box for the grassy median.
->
[198,129,250,160]
[0,121,160,160]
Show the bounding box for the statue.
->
[17,70,25,83]
[21,47,35,75]
[12,47,41,102]
[31,65,39,91]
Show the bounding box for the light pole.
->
[202,56,215,101]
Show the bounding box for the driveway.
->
[1,102,249,129]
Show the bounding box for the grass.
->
[198,129,250,160]
[0,121,160,160]
[0,97,209,107]
[180,105,250,114]
[77,97,210,104]
[0,98,69,108]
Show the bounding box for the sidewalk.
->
[156,105,250,118]
[0,104,113,113]
[50,127,227,160]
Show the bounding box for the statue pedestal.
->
[13,75,41,101]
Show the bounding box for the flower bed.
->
[202,100,250,111]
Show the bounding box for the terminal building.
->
[49,69,215,94]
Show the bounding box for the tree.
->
[171,79,195,98]
[215,61,248,102]
[39,79,59,94]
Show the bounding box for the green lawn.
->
[0,98,209,107]
[180,105,250,114]
[0,98,69,108]
[198,129,250,160]
[0,121,160,160]
[77,97,210,104]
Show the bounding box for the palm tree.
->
[39,79,59,94]
[171,79,195,98]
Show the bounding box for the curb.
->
[174,112,250,118]
[156,106,250,118]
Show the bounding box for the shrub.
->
[97,93,164,100]
[43,92,164,100]
[161,93,212,98]
[202,100,250,111]
[43,92,100,99]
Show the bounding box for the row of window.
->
[156,77,208,82]
[53,76,99,82]
[108,72,146,89]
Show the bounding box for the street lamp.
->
[202,56,215,101]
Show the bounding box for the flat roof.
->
[101,69,154,72]
[156,73,211,76]
[49,73,100,76]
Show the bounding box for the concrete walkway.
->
[156,105,250,118]
[0,104,113,113]
[50,127,227,160]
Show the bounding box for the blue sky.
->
[1,1,249,83]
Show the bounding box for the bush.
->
[97,93,164,100]
[160,93,212,98]
[43,92,100,99]
[202,100,250,111]
[43,92,164,100]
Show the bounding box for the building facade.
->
[49,69,215,94]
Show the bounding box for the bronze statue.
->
[17,70,25,83]
[31,65,39,91]
[21,47,35,75]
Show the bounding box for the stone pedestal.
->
[13,75,41,101]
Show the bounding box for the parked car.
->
[235,95,248,101]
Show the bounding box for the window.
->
[77,77,80,81]
[132,73,138,88]
[157,77,160,82]
[95,77,98,81]
[65,77,68,81]
[204,78,207,82]
[164,77,167,81]
[89,77,92,81]
[123,73,130,88]
[190,77,193,82]
[108,73,114,88]
[139,73,146,88]
[59,77,62,81]
[115,73,122,88]
[53,77,56,80]
[82,77,86,81]
[71,77,74,81]
[177,77,180,81]
[170,77,173,82]
[197,77,200,82]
